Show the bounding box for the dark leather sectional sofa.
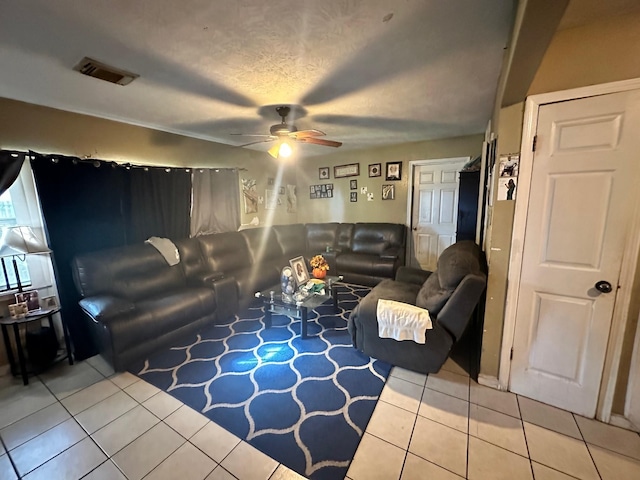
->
[72,222,406,371]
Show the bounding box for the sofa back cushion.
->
[305,223,339,253]
[352,223,406,255]
[174,237,205,280]
[273,224,306,257]
[72,244,185,302]
[415,241,481,314]
[241,227,283,264]
[197,232,251,273]
[336,223,354,252]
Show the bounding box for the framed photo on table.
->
[289,256,309,285]
[15,290,39,311]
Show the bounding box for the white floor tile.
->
[347,433,406,480]
[143,391,183,419]
[425,370,469,401]
[379,376,424,413]
[85,355,115,377]
[82,460,128,480]
[190,421,241,463]
[11,417,86,476]
[269,463,307,479]
[588,443,640,480]
[22,436,106,480]
[39,361,104,400]
[0,381,56,429]
[419,388,469,434]
[531,462,580,479]
[401,453,464,479]
[91,404,159,456]
[221,441,278,480]
[440,357,469,377]
[124,378,161,402]
[109,371,139,390]
[469,382,520,419]
[205,466,237,480]
[75,390,138,434]
[523,421,599,480]
[145,442,216,480]
[111,422,185,480]
[409,416,467,478]
[165,405,210,439]
[0,453,17,480]
[518,396,581,439]
[366,400,416,449]
[574,415,640,460]
[390,367,428,387]
[0,402,70,450]
[61,379,119,415]
[468,436,532,480]
[469,404,527,457]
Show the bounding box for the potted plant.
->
[309,255,329,279]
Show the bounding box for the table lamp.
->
[0,226,51,292]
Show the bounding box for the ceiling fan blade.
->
[296,137,342,148]
[289,129,325,139]
[230,133,274,137]
[267,144,281,159]
[238,138,277,147]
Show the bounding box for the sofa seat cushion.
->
[337,253,396,278]
[110,287,216,353]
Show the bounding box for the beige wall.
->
[295,135,483,224]
[481,10,640,412]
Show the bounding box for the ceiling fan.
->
[231,106,342,158]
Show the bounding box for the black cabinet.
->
[456,170,480,242]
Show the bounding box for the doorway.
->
[406,158,469,270]
[502,81,640,420]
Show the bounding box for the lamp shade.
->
[0,226,51,257]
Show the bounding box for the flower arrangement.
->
[310,255,329,271]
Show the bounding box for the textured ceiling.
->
[0,0,518,156]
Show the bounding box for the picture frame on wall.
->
[385,162,402,181]
[382,184,395,200]
[334,163,359,178]
[319,167,330,180]
[350,179,357,190]
[368,163,382,177]
[350,192,357,202]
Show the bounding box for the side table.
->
[0,308,73,385]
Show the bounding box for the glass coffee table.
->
[256,276,343,338]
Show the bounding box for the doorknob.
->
[413,227,418,231]
[595,281,613,293]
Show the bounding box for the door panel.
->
[410,160,466,270]
[509,90,640,417]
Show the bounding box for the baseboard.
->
[477,373,503,390]
[609,414,640,433]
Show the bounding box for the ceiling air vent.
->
[73,57,139,86]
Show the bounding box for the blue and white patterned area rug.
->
[132,284,391,480]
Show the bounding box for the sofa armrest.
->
[436,273,486,341]
[79,295,135,323]
[395,266,432,285]
[187,271,225,288]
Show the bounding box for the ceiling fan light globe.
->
[278,142,292,158]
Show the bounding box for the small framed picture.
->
[16,290,40,311]
[9,302,28,319]
[319,167,330,180]
[368,163,382,177]
[334,163,359,178]
[289,256,309,285]
[41,295,59,310]
[385,162,402,181]
[268,177,275,186]
[278,186,285,195]
[350,179,357,190]
[350,192,357,202]
[382,184,395,200]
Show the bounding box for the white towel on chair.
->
[145,236,180,266]
[376,299,433,344]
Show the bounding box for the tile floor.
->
[0,355,639,479]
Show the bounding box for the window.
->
[0,162,51,293]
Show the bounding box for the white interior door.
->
[510,90,640,417]
[410,160,466,270]
[625,311,640,430]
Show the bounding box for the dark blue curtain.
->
[30,154,191,360]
